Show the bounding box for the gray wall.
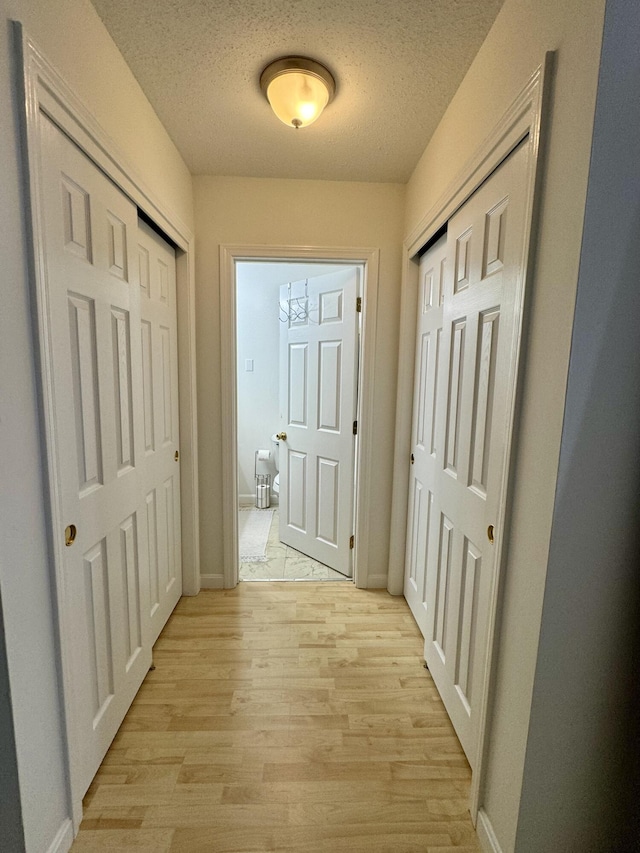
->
[516,1,640,848]
[0,593,24,852]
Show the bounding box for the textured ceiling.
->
[91,0,505,182]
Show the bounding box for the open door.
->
[278,268,359,577]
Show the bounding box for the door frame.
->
[388,56,553,824]
[220,245,380,589]
[15,24,200,826]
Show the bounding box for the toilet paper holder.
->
[254,448,271,479]
[254,450,271,509]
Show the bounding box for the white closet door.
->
[406,142,529,766]
[404,236,447,637]
[39,115,153,796]
[137,221,182,643]
[279,269,359,576]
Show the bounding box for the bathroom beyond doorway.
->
[239,509,350,581]
[236,260,362,580]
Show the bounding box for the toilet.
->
[270,433,280,496]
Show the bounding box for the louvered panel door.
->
[39,115,151,796]
[422,142,528,765]
[137,221,182,644]
[279,269,359,576]
[404,237,447,637]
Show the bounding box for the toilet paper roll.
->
[256,483,270,509]
[256,449,270,461]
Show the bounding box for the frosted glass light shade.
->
[267,72,329,128]
[260,57,335,129]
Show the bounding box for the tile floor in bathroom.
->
[239,507,350,581]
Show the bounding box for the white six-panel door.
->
[405,142,528,765]
[404,236,447,637]
[279,269,359,576]
[39,115,181,797]
[137,222,182,643]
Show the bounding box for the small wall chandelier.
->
[260,56,336,129]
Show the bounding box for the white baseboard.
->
[239,495,279,507]
[199,573,225,589]
[477,809,503,853]
[47,818,74,853]
[363,572,388,589]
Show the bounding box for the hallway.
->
[70,583,478,852]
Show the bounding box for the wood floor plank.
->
[72,583,479,852]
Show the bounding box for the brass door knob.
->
[410,453,415,464]
[65,524,77,547]
[174,450,179,461]
[276,432,287,441]
[487,524,495,544]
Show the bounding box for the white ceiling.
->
[91,0,505,183]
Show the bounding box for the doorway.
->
[220,245,381,590]
[236,261,360,581]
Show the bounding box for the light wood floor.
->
[71,583,480,852]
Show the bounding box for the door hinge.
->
[353,420,358,435]
[356,296,362,312]
[349,535,355,550]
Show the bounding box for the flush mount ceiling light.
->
[260,56,336,129]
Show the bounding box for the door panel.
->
[405,143,529,766]
[39,116,182,798]
[317,456,339,546]
[120,513,143,671]
[111,307,134,472]
[288,344,308,426]
[422,142,529,765]
[404,237,447,637]
[137,221,182,643]
[40,115,151,796]
[68,293,103,491]
[279,269,359,576]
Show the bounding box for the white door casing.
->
[137,221,182,643]
[278,268,359,576]
[38,116,183,798]
[404,235,447,637]
[412,143,529,765]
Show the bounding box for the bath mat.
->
[238,509,274,562]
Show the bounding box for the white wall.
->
[403,0,606,848]
[195,177,405,583]
[516,1,640,848]
[0,0,193,849]
[236,268,281,501]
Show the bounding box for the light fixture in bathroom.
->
[260,56,336,129]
